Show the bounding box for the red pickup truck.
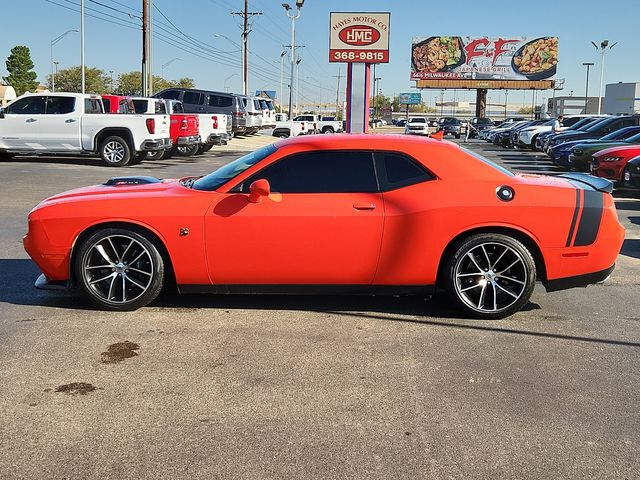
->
[101,94,135,113]
[130,97,200,160]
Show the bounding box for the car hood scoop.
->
[103,176,161,186]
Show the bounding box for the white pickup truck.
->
[270,113,316,138]
[0,92,171,166]
[292,114,343,134]
[196,112,233,153]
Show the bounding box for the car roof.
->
[276,133,460,151]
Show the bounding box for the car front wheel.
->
[444,234,536,319]
[75,228,165,311]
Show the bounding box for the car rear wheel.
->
[444,234,536,319]
[99,136,131,167]
[75,228,165,311]
[176,145,199,156]
[0,152,15,160]
[145,149,165,161]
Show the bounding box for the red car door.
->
[205,150,384,285]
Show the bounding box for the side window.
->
[208,94,232,107]
[183,91,203,105]
[254,99,261,110]
[173,102,184,113]
[154,101,166,114]
[239,151,378,194]
[84,98,103,114]
[45,96,75,114]
[621,118,637,128]
[377,153,433,190]
[132,100,147,113]
[158,89,181,100]
[102,98,111,112]
[6,96,46,114]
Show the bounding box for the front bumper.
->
[176,134,201,146]
[141,137,172,151]
[405,129,429,135]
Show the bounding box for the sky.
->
[2,0,640,109]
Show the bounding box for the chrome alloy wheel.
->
[81,234,154,304]
[454,242,528,314]
[103,141,126,164]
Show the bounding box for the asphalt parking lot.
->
[1,132,639,479]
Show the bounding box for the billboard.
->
[411,36,558,81]
[398,92,421,104]
[329,12,390,63]
[255,90,277,99]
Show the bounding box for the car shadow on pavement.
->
[621,239,640,259]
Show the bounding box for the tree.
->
[47,66,110,94]
[116,71,195,96]
[517,106,534,115]
[3,45,38,95]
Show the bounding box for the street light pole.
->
[592,40,617,114]
[279,50,287,113]
[51,29,78,93]
[582,62,594,113]
[295,57,302,115]
[283,1,304,124]
[80,0,85,94]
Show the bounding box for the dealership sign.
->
[398,92,421,105]
[330,12,390,63]
[410,36,558,81]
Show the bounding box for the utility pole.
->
[142,0,148,96]
[231,1,262,96]
[148,0,153,94]
[333,67,342,118]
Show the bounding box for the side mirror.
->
[248,179,270,203]
[0,107,4,119]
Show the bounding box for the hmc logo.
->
[338,25,381,46]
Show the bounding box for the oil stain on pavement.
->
[101,341,140,364]
[54,383,97,395]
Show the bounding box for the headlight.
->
[573,149,583,155]
[602,156,622,162]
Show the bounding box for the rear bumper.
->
[141,138,172,151]
[176,135,201,146]
[545,264,615,292]
[207,133,230,145]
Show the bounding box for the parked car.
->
[271,113,316,137]
[0,92,170,166]
[131,98,199,160]
[468,117,494,138]
[293,115,320,133]
[537,116,607,151]
[154,88,248,137]
[622,155,640,189]
[24,134,624,319]
[396,119,407,128]
[196,112,232,153]
[438,117,466,138]
[492,121,533,147]
[567,126,640,172]
[547,115,640,157]
[261,98,276,128]
[319,116,343,133]
[404,117,430,135]
[101,94,134,114]
[517,115,590,150]
[239,96,262,134]
[591,144,640,182]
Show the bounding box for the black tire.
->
[145,149,165,161]
[455,134,461,139]
[75,228,165,311]
[273,129,290,138]
[322,127,335,134]
[444,233,536,319]
[0,152,15,160]
[530,135,539,150]
[203,143,214,152]
[129,152,147,165]
[99,136,131,167]
[176,145,199,156]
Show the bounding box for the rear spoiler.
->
[556,173,613,193]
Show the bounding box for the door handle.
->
[26,118,37,123]
[353,202,376,211]
[65,118,77,123]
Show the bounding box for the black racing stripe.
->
[565,189,581,247]
[574,191,604,247]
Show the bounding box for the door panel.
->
[206,192,384,284]
[38,96,81,151]
[0,96,45,150]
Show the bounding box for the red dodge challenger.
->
[24,135,625,319]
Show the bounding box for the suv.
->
[239,96,263,134]
[468,117,494,138]
[154,88,247,137]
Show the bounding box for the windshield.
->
[193,144,278,191]
[623,131,640,142]
[442,118,459,124]
[474,118,493,125]
[410,118,426,123]
[461,147,514,177]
